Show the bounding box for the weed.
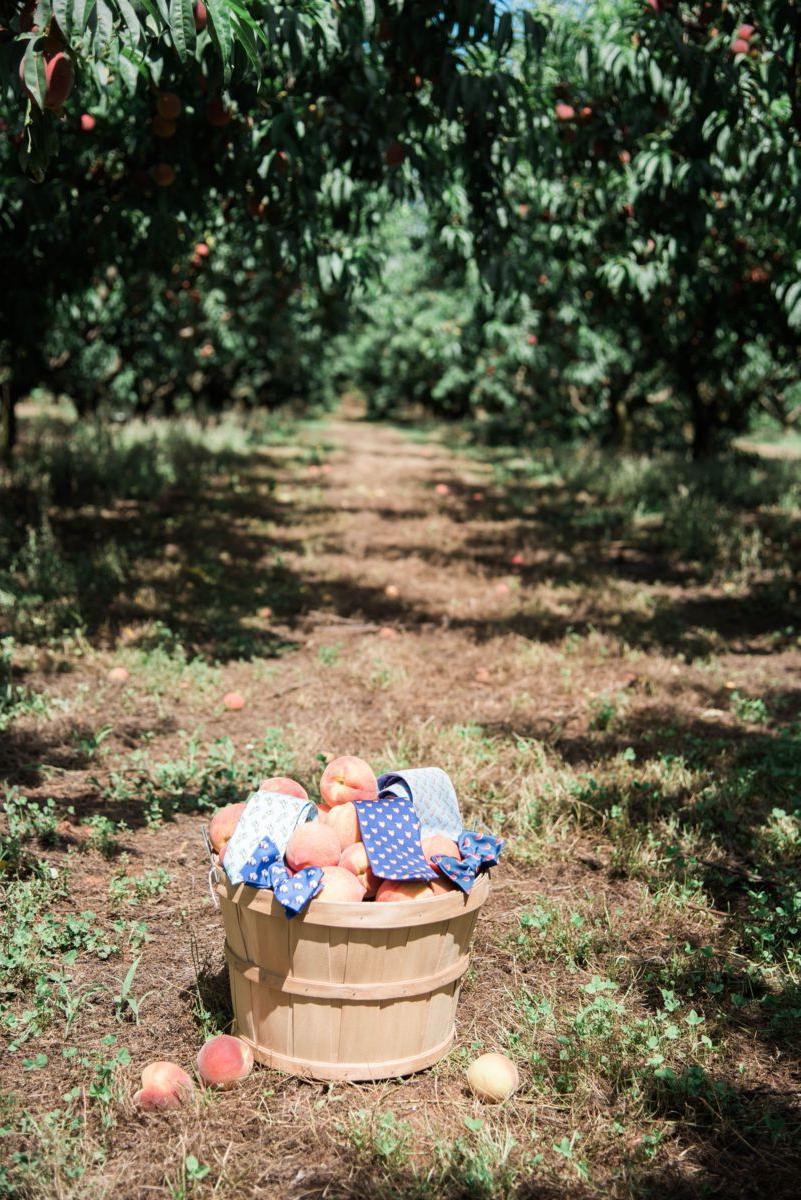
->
[109,867,172,906]
[730,690,770,725]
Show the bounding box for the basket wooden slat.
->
[213,872,489,1081]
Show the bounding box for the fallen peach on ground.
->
[134,1061,194,1110]
[196,1034,254,1088]
[209,802,246,853]
[285,821,341,870]
[467,1053,519,1103]
[134,1086,185,1111]
[259,776,308,800]
[319,755,378,808]
[315,865,366,902]
[325,801,360,851]
[222,691,245,710]
[107,666,130,683]
[375,879,433,902]
[339,842,380,897]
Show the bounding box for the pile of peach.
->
[135,1033,253,1110]
[208,755,462,902]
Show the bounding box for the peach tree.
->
[0,0,518,454]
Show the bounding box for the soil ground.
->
[1,405,800,1199]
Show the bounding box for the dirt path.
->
[3,407,801,1200]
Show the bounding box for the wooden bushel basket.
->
[213,871,490,1081]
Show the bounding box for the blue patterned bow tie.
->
[431,831,504,894]
[241,836,323,917]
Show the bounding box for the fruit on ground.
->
[107,666,129,683]
[320,755,378,808]
[285,821,341,870]
[325,801,360,850]
[421,834,460,862]
[157,91,182,120]
[315,864,366,902]
[222,690,245,710]
[259,776,308,800]
[467,1053,519,1103]
[134,1061,194,1110]
[209,801,246,853]
[339,842,380,897]
[375,879,434,902]
[134,1085,184,1111]
[197,1034,254,1088]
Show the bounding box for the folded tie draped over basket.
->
[212,767,503,917]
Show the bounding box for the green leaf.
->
[20,43,47,111]
[91,0,115,53]
[116,0,142,46]
[206,0,234,82]
[169,0,196,62]
[52,0,94,42]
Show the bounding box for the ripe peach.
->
[134,1060,194,1110]
[285,821,341,871]
[259,776,308,801]
[554,102,575,121]
[429,875,458,895]
[467,1053,519,1103]
[315,865,366,903]
[44,52,74,109]
[193,0,207,30]
[195,241,210,258]
[157,91,182,120]
[209,801,246,853]
[339,842,379,897]
[141,1060,194,1096]
[206,98,231,127]
[325,801,360,851]
[107,666,129,683]
[737,23,755,40]
[421,835,460,862]
[320,755,378,808]
[196,1034,253,1088]
[134,1085,185,1111]
[434,482,450,495]
[151,115,176,138]
[384,140,405,166]
[375,879,434,902]
[80,113,95,132]
[731,37,750,54]
[222,690,245,710]
[152,162,176,187]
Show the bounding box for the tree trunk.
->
[690,388,715,459]
[0,380,16,463]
